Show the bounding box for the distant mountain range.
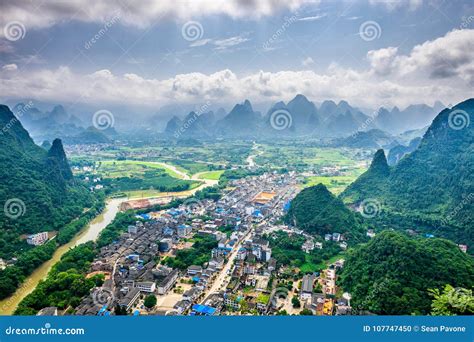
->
[164,95,444,139]
[12,103,116,144]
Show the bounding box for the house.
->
[209,257,224,270]
[315,242,323,249]
[135,281,156,293]
[339,242,348,250]
[26,232,49,246]
[187,265,203,276]
[177,224,192,238]
[157,269,179,295]
[119,288,140,311]
[128,225,138,234]
[302,240,315,253]
[366,229,376,238]
[223,293,243,310]
[36,307,58,316]
[332,233,341,242]
[267,258,277,272]
[183,287,202,302]
[324,234,332,241]
[300,274,315,300]
[174,300,192,314]
[458,244,468,253]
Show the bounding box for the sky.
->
[0,0,473,115]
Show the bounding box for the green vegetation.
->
[219,168,266,186]
[286,184,366,241]
[101,170,197,193]
[0,106,106,300]
[193,185,222,201]
[197,170,225,180]
[300,308,313,315]
[168,159,220,175]
[96,211,137,248]
[291,296,301,308]
[340,99,474,248]
[302,175,363,195]
[339,231,474,315]
[267,231,342,273]
[429,285,474,315]
[163,235,217,270]
[14,242,101,315]
[0,106,95,260]
[144,295,157,309]
[97,160,181,178]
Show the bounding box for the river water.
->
[0,169,218,315]
[0,198,124,315]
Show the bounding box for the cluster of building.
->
[72,172,298,316]
[299,259,351,315]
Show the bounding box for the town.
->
[68,172,352,317]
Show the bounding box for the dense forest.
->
[339,231,474,315]
[0,105,104,300]
[340,99,474,248]
[14,242,102,315]
[286,183,366,241]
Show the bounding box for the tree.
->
[114,305,127,315]
[300,308,313,315]
[144,294,157,309]
[291,296,301,308]
[429,285,474,315]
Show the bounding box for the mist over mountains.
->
[7,94,444,148]
[164,94,444,139]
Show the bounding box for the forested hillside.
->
[340,99,474,248]
[339,231,474,315]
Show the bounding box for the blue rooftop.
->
[192,304,216,316]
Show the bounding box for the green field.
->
[97,160,183,178]
[302,174,365,195]
[197,170,225,180]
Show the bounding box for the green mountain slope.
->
[339,231,474,315]
[340,99,474,247]
[286,183,365,241]
[0,105,94,258]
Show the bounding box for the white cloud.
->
[367,29,474,85]
[190,39,212,47]
[1,29,472,110]
[2,64,18,71]
[368,0,423,11]
[214,35,250,50]
[0,0,310,32]
[188,35,250,50]
[301,57,315,67]
[297,13,327,21]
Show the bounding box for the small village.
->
[66,172,354,316]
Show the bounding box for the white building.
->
[27,232,49,246]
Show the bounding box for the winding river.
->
[0,164,218,315]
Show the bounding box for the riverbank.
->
[0,163,219,315]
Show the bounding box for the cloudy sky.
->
[0,0,473,112]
